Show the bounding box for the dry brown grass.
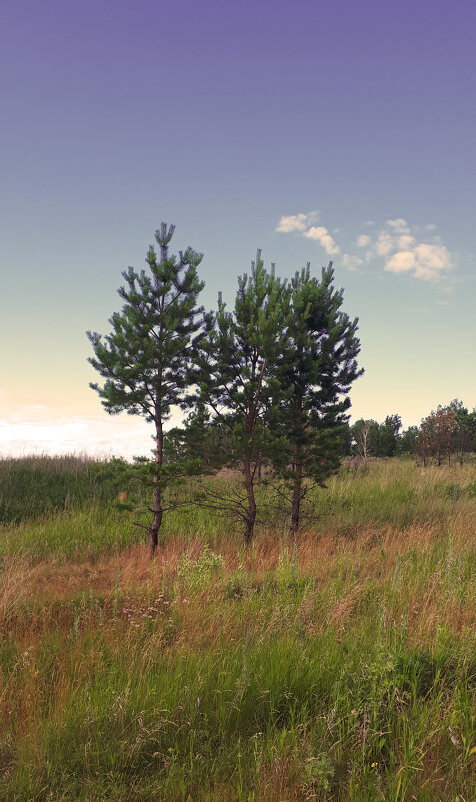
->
[1,511,473,665]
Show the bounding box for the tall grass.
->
[1,455,475,559]
[0,454,122,525]
[0,457,474,799]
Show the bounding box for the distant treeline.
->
[348,400,476,464]
[164,398,476,467]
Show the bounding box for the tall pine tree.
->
[274,263,363,536]
[87,223,206,552]
[200,251,291,544]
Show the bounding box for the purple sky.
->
[1,0,475,457]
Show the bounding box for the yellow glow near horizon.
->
[0,407,163,460]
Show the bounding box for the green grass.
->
[1,455,475,559]
[8,634,475,800]
[0,456,475,799]
[0,454,123,525]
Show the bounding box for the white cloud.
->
[398,234,416,250]
[385,242,453,281]
[275,213,308,233]
[306,210,320,223]
[303,226,340,255]
[341,253,363,271]
[275,210,319,233]
[386,218,409,232]
[384,250,416,274]
[376,232,394,256]
[275,213,454,282]
[413,243,453,280]
[275,211,340,255]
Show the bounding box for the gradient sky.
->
[1,0,475,458]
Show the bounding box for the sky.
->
[1,0,475,459]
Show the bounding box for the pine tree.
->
[200,251,291,544]
[449,399,476,464]
[275,263,363,536]
[380,414,402,457]
[163,404,233,471]
[87,223,206,552]
[398,425,419,456]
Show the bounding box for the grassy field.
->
[0,456,475,800]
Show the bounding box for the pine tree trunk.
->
[289,398,303,538]
[257,452,262,480]
[149,417,164,555]
[149,487,163,553]
[243,460,256,546]
[289,457,303,538]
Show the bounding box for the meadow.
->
[0,456,475,801]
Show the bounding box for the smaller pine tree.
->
[273,262,363,536]
[199,251,291,544]
[87,224,206,552]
